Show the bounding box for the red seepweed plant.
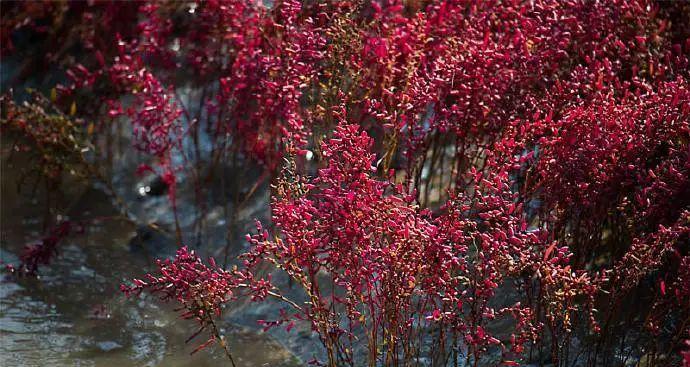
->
[3,0,689,366]
[121,246,240,365]
[124,122,614,366]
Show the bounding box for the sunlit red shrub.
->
[121,246,239,363]
[3,0,689,366]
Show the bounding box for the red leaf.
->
[544,242,557,261]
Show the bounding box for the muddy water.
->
[0,147,300,366]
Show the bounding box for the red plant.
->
[121,246,238,365]
[243,122,444,365]
[3,0,689,366]
[125,123,601,365]
[6,222,74,276]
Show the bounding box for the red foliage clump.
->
[6,222,74,276]
[3,0,689,366]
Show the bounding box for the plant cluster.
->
[2,0,689,366]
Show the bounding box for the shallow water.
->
[0,147,300,366]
